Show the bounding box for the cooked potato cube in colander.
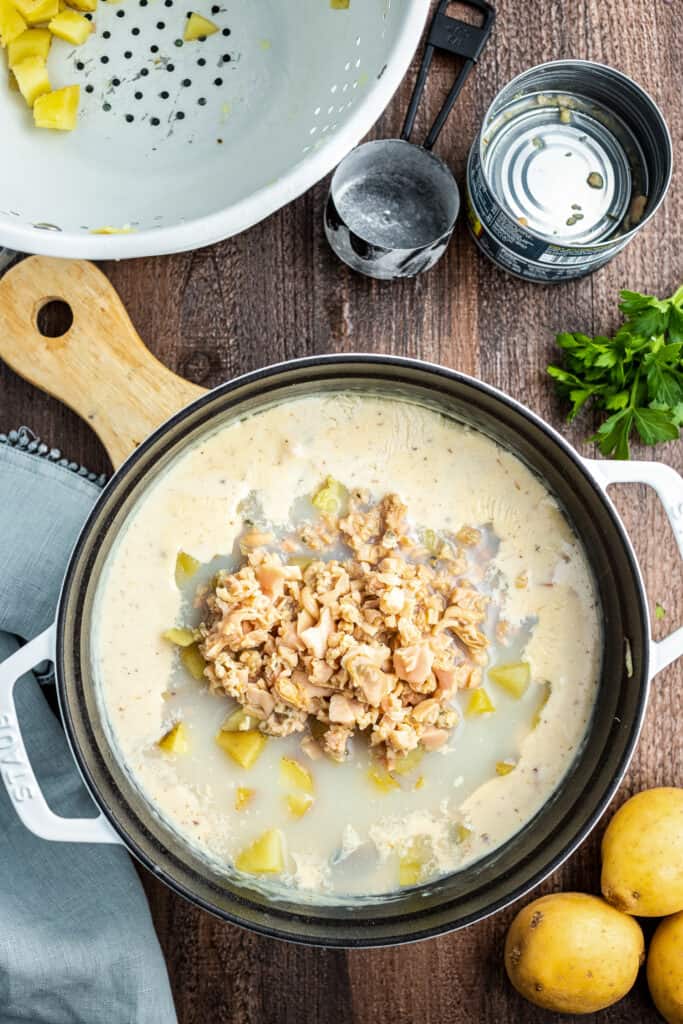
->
[12,0,58,26]
[33,84,79,130]
[183,11,217,41]
[12,54,50,104]
[49,8,92,44]
[0,0,27,46]
[63,0,96,11]
[7,27,50,65]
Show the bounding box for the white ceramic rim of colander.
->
[2,0,431,261]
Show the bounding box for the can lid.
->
[484,103,632,244]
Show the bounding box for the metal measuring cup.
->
[324,0,495,280]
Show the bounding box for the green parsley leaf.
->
[591,409,634,459]
[633,407,680,446]
[548,284,683,458]
[655,603,666,621]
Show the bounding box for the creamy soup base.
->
[92,393,601,900]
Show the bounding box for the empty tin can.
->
[465,60,673,281]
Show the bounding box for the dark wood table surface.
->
[2,1,682,1020]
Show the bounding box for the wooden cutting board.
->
[0,256,205,468]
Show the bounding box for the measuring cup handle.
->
[401,0,496,150]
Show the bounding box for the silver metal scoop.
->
[325,0,495,280]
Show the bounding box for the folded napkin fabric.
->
[0,431,177,1024]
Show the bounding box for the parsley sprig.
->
[547,285,683,459]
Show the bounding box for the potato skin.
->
[647,912,683,1024]
[504,892,645,1014]
[601,787,683,916]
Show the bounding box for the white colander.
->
[1,0,429,258]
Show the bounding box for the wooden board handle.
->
[0,256,207,468]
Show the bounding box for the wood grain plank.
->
[1,0,682,1019]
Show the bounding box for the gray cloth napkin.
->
[0,434,177,1024]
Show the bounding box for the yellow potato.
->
[13,0,58,26]
[466,688,495,715]
[215,729,266,769]
[157,722,189,754]
[162,626,195,647]
[601,787,683,916]
[183,11,217,41]
[367,765,399,793]
[179,643,205,681]
[280,756,313,794]
[648,911,683,1024]
[311,475,348,515]
[8,28,51,67]
[174,550,200,587]
[488,661,530,698]
[221,706,259,733]
[48,9,92,44]
[0,0,27,46]
[235,828,284,874]
[505,892,644,1014]
[33,85,79,130]
[286,793,313,819]
[12,55,49,105]
[398,841,426,886]
[234,787,254,811]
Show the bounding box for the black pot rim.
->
[55,354,651,947]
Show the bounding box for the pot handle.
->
[0,625,120,844]
[584,458,683,677]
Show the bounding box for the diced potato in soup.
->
[93,394,601,900]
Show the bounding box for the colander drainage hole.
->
[37,301,73,339]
